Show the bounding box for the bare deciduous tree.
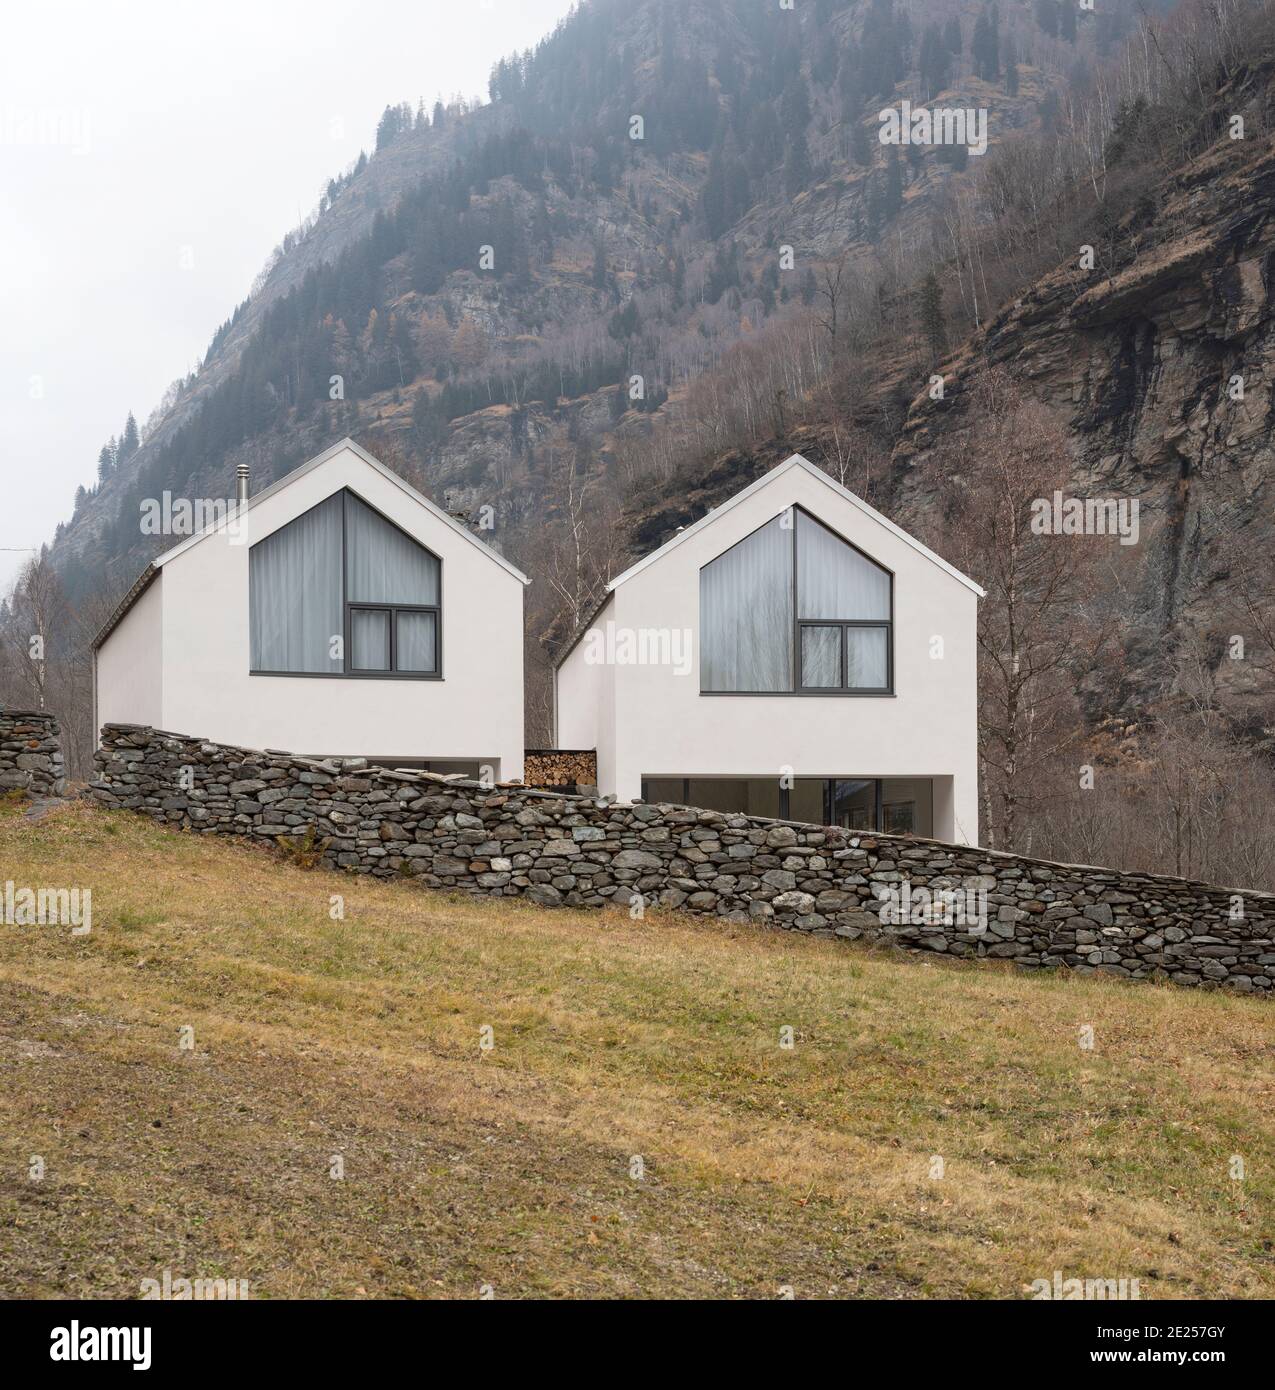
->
[928,369,1116,852]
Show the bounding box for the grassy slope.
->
[0,799,1271,1300]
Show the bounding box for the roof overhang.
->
[552,589,615,670]
[152,437,530,584]
[93,437,531,651]
[90,564,159,652]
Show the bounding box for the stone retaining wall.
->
[0,710,67,798]
[87,724,1275,995]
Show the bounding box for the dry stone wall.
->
[88,724,1275,995]
[0,710,67,798]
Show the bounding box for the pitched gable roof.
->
[93,438,529,651]
[152,438,529,583]
[90,563,159,651]
[605,453,985,597]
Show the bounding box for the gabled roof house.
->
[93,439,528,780]
[555,453,983,844]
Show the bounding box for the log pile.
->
[522,749,598,790]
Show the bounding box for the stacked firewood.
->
[522,749,598,789]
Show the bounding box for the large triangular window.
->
[250,490,441,678]
[699,507,891,694]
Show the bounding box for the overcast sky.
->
[0,0,578,592]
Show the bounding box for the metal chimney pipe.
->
[235,463,250,505]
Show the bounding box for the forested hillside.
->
[41,0,1123,611]
[7,0,1274,890]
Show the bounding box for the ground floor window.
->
[641,776,933,837]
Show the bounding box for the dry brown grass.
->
[0,799,1272,1299]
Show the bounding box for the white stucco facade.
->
[93,440,528,779]
[555,454,982,845]
[96,571,164,731]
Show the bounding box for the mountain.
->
[611,2,1275,744]
[891,55,1275,724]
[44,1,1116,674]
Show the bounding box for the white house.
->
[93,439,528,780]
[555,454,983,844]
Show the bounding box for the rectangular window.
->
[351,608,391,671]
[845,626,889,689]
[788,779,826,824]
[699,777,781,818]
[800,625,842,689]
[396,610,438,674]
[798,623,889,692]
[829,778,877,830]
[641,776,932,835]
[881,778,933,838]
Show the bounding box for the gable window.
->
[700,506,892,695]
[250,490,441,678]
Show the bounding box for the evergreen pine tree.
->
[1035,0,1059,39]
[919,25,950,100]
[851,120,872,167]
[883,145,904,219]
[918,271,946,361]
[119,411,139,462]
[702,146,728,239]
[783,129,812,199]
[973,9,1000,80]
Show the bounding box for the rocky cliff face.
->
[886,63,1275,717]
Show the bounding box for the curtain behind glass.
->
[346,493,440,604]
[700,513,793,691]
[846,627,889,687]
[249,492,343,673]
[797,511,890,620]
[396,611,437,672]
[800,625,842,687]
[351,609,390,670]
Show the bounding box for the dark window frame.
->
[699,504,895,698]
[346,604,441,677]
[250,488,444,682]
[797,619,892,694]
